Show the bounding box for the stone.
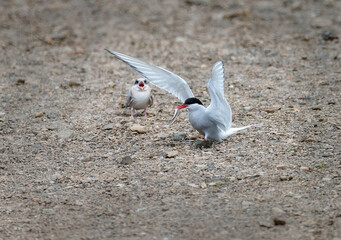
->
[242,201,253,206]
[259,220,272,228]
[188,183,199,188]
[119,156,133,165]
[322,30,338,41]
[272,207,285,215]
[103,123,114,130]
[322,177,332,181]
[265,109,276,113]
[35,112,44,118]
[68,80,81,87]
[165,151,178,158]
[130,124,147,134]
[106,177,115,183]
[300,166,310,172]
[276,164,286,170]
[47,113,58,119]
[15,78,26,85]
[273,218,286,226]
[57,129,74,140]
[200,182,207,188]
[311,106,321,111]
[244,106,254,111]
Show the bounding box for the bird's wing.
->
[206,61,232,132]
[105,49,194,103]
[148,94,153,107]
[125,88,133,107]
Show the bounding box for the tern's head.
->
[177,97,203,110]
[134,78,149,90]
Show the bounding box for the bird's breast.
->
[131,88,151,109]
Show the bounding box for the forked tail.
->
[223,123,263,138]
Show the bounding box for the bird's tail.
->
[223,123,263,138]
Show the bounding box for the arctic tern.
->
[125,78,153,117]
[106,49,254,141]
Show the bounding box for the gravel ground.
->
[1,0,340,239]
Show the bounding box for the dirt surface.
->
[1,0,341,239]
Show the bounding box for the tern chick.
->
[125,78,153,117]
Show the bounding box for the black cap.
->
[184,97,203,105]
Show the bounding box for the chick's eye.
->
[134,80,138,84]
[144,80,147,84]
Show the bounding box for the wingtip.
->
[216,60,224,66]
[105,49,113,54]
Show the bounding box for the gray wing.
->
[206,61,232,132]
[105,49,194,103]
[125,88,133,107]
[148,94,153,107]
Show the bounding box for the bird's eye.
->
[144,80,147,84]
[134,80,138,84]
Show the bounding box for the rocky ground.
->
[0,0,340,239]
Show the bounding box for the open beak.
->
[177,104,188,109]
[138,82,145,88]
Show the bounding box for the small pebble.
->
[188,183,199,188]
[322,30,338,41]
[165,151,178,158]
[47,113,58,119]
[35,112,44,118]
[103,123,114,130]
[272,207,285,215]
[119,156,133,165]
[242,201,253,206]
[265,109,276,113]
[273,218,286,226]
[244,106,254,111]
[106,177,115,183]
[200,182,207,188]
[259,220,272,228]
[300,166,310,172]
[130,124,147,134]
[276,164,286,170]
[68,80,81,87]
[15,79,26,85]
[57,128,74,140]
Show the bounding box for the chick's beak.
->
[138,82,145,88]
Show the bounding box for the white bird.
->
[106,49,254,141]
[125,77,153,117]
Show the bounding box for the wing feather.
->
[206,61,232,132]
[105,49,194,103]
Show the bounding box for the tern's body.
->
[188,105,222,141]
[125,78,153,117]
[106,49,254,141]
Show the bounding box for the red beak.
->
[177,104,188,109]
[138,82,144,88]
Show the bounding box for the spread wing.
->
[105,49,194,103]
[206,61,232,132]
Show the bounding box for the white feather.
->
[105,49,194,103]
